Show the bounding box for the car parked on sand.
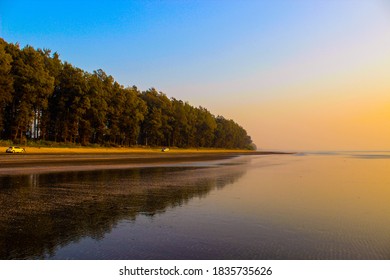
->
[6,146,26,153]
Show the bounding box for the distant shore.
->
[0,147,289,175]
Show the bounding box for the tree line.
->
[0,38,255,149]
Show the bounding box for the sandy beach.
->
[0,147,278,175]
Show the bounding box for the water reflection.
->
[231,153,390,259]
[2,153,390,260]
[0,164,246,259]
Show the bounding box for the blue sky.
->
[1,0,390,150]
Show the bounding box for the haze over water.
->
[1,152,389,259]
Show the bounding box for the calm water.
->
[1,152,390,259]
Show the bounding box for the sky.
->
[1,0,390,151]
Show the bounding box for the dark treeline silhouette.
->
[0,38,254,149]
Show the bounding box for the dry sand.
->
[0,146,280,175]
[1,146,251,154]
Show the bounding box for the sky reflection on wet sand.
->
[1,153,389,259]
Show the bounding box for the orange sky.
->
[215,49,390,151]
[166,1,390,151]
[215,5,390,151]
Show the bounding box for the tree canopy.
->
[0,38,255,149]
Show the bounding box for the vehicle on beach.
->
[5,146,26,153]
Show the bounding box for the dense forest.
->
[0,38,254,149]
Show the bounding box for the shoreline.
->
[0,148,290,175]
[1,146,257,154]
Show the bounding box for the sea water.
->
[0,152,389,259]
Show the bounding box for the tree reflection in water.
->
[0,163,246,259]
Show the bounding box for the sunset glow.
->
[1,0,389,150]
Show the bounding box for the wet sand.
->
[3,151,389,259]
[0,151,281,175]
